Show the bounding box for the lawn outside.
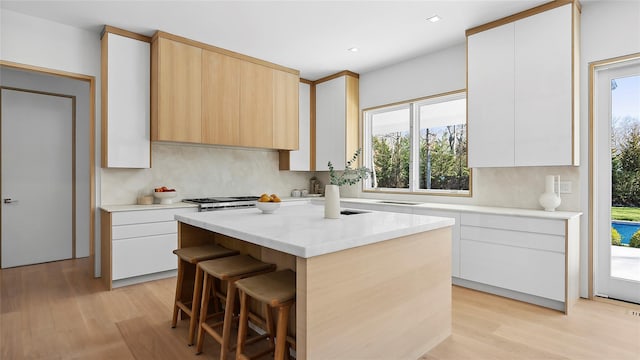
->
[611,206,640,221]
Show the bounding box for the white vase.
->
[324,184,341,219]
[539,175,561,211]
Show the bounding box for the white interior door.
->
[1,88,74,268]
[595,60,640,304]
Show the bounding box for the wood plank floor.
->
[1,258,638,359]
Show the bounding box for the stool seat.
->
[236,270,296,306]
[235,270,296,360]
[173,244,238,264]
[199,254,275,280]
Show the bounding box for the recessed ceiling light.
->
[427,15,441,23]
[347,47,359,52]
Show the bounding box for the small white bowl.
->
[154,191,177,204]
[256,201,280,214]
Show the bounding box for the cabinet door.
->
[460,239,565,301]
[288,82,311,170]
[514,4,573,166]
[316,76,346,170]
[202,50,241,145]
[153,37,202,143]
[240,62,273,148]
[103,32,150,168]
[273,70,299,150]
[112,233,177,280]
[467,23,515,168]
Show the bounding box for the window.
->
[363,90,470,195]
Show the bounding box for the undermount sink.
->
[376,200,422,206]
[340,209,369,216]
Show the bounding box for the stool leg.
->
[188,265,204,345]
[196,274,212,355]
[235,290,249,358]
[274,303,292,360]
[264,303,276,351]
[220,280,237,360]
[171,259,185,328]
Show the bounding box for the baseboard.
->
[452,277,565,312]
[112,269,177,288]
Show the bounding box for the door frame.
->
[1,86,77,262]
[0,60,96,274]
[588,52,640,299]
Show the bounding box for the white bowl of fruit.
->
[256,193,281,214]
[154,186,177,204]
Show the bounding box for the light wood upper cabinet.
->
[202,50,241,145]
[273,71,299,150]
[239,61,274,148]
[315,72,359,171]
[467,3,579,168]
[151,37,202,143]
[280,81,312,171]
[151,31,299,150]
[101,27,151,168]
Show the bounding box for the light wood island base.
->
[178,221,452,360]
[296,227,452,360]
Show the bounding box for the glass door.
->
[595,59,640,304]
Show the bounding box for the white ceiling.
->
[1,0,556,80]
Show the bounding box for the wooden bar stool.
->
[171,244,238,345]
[235,269,296,360]
[196,254,276,360]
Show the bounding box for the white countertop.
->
[339,198,582,220]
[100,202,198,212]
[175,202,455,258]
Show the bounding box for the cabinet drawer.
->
[111,207,197,225]
[460,239,564,301]
[460,213,565,236]
[460,226,565,253]
[112,233,177,280]
[112,221,177,240]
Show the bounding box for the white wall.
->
[1,67,91,258]
[101,143,312,205]
[579,0,640,297]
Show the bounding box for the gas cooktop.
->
[182,196,260,211]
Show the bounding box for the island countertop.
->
[175,202,454,258]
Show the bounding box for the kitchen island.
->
[175,202,454,359]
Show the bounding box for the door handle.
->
[3,198,18,204]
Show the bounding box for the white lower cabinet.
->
[413,208,461,278]
[101,207,198,289]
[339,200,580,313]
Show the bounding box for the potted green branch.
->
[325,148,370,219]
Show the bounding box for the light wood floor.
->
[1,258,639,359]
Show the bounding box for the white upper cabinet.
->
[467,23,515,168]
[467,3,578,168]
[514,5,573,166]
[101,29,151,168]
[315,73,359,171]
[285,82,312,171]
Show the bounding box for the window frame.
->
[362,89,472,197]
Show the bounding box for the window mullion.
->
[410,103,419,192]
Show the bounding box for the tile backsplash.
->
[100,142,312,205]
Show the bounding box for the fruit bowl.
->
[154,191,177,204]
[256,201,280,214]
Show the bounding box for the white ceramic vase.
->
[324,184,341,219]
[539,175,561,212]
